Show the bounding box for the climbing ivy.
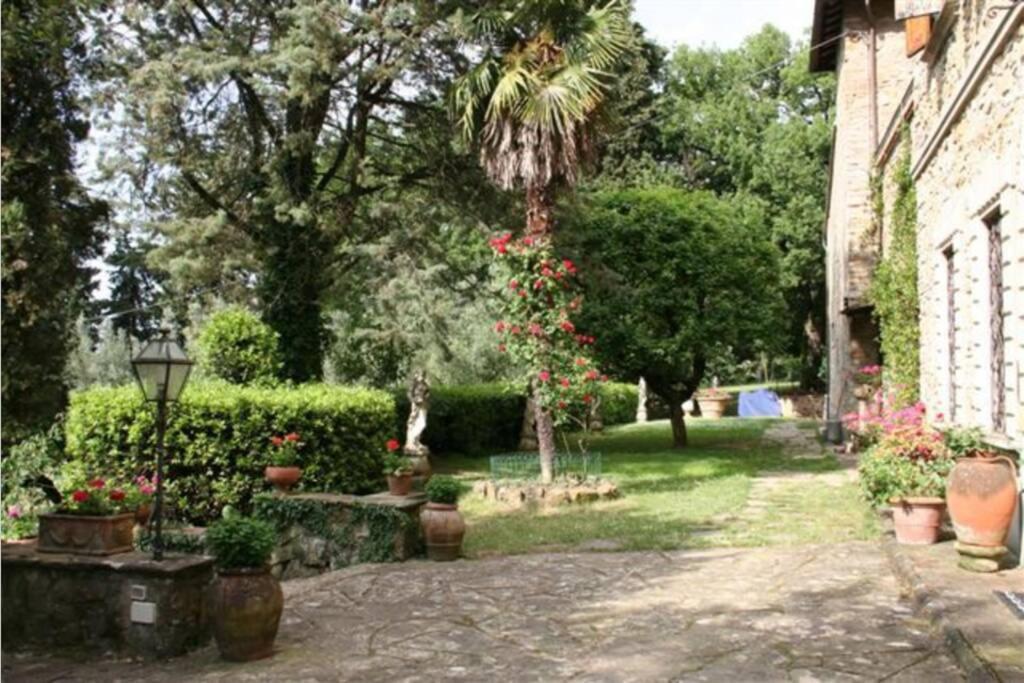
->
[252,494,415,565]
[869,127,920,406]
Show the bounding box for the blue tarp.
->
[738,389,782,418]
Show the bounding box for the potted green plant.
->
[383,441,415,496]
[696,386,730,419]
[37,463,136,555]
[420,475,465,561]
[859,418,954,545]
[206,514,282,662]
[265,433,302,492]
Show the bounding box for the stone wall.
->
[1,543,213,659]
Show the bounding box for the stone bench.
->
[1,542,213,659]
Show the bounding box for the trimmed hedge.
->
[600,382,638,426]
[65,382,395,524]
[397,383,525,456]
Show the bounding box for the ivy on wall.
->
[869,127,920,406]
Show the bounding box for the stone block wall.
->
[1,544,213,659]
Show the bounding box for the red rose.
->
[88,478,105,489]
[270,436,284,447]
[285,432,300,442]
[72,490,89,503]
[386,439,401,452]
[538,370,551,382]
[109,489,126,502]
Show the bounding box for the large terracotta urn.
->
[946,453,1018,547]
[420,503,466,561]
[210,566,284,661]
[890,497,945,545]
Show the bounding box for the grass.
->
[435,418,877,558]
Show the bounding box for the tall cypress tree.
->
[1,0,108,438]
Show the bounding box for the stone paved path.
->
[6,543,962,682]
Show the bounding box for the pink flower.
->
[494,320,506,333]
[510,325,522,335]
[538,370,551,383]
[508,279,519,290]
[270,435,284,446]
[533,279,545,290]
[7,505,22,519]
[528,322,543,337]
[585,369,599,381]
[560,377,571,388]
[386,439,401,452]
[284,432,300,442]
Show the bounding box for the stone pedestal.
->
[1,542,213,659]
[954,541,1010,573]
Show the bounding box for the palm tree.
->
[451,0,632,482]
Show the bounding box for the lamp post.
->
[131,327,193,560]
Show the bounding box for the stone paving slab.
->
[4,542,962,682]
[886,540,1024,683]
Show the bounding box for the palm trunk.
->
[526,182,557,482]
[669,397,688,448]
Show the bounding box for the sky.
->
[633,0,816,50]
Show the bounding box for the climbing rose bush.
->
[489,233,607,427]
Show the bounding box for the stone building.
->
[811,0,1022,556]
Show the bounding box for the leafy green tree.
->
[92,0,474,382]
[568,188,783,447]
[450,0,633,481]
[96,230,165,341]
[196,307,281,385]
[1,0,108,439]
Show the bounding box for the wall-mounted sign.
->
[896,0,945,20]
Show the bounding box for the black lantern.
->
[131,327,193,560]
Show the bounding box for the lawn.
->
[436,418,877,558]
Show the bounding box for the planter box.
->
[698,396,730,419]
[37,512,134,556]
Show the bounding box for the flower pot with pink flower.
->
[264,433,303,492]
[37,463,137,555]
[133,474,158,526]
[383,439,414,496]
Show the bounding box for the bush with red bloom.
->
[269,432,303,467]
[56,463,138,516]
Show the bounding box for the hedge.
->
[65,382,395,524]
[395,381,644,455]
[396,383,525,456]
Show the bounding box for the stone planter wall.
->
[1,542,213,659]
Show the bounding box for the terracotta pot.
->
[210,566,283,662]
[135,503,152,527]
[698,396,729,419]
[265,466,302,492]
[890,497,945,545]
[946,453,1018,547]
[387,472,413,496]
[37,512,134,555]
[420,502,465,561]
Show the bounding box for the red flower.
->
[494,320,507,333]
[533,279,545,290]
[585,369,599,380]
[498,343,507,353]
[575,357,588,367]
[583,394,592,404]
[508,279,519,290]
[560,320,575,333]
[562,259,577,274]
[601,374,609,382]
[523,236,534,246]
[386,439,401,452]
[510,325,522,335]
[560,377,570,388]
[541,267,554,277]
[558,400,567,409]
[528,322,543,337]
[538,370,551,382]
[285,432,300,442]
[109,489,126,502]
[88,478,105,489]
[72,490,89,503]
[270,436,284,447]
[517,289,528,298]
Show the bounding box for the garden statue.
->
[404,369,431,480]
[636,378,648,423]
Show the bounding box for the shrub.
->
[941,425,985,457]
[65,382,395,523]
[206,516,276,569]
[858,424,953,508]
[382,452,414,475]
[599,382,637,426]
[396,383,525,455]
[1,425,65,539]
[196,307,281,385]
[425,475,463,505]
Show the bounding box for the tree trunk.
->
[526,183,555,237]
[533,389,556,484]
[518,393,539,451]
[668,397,688,448]
[636,377,649,423]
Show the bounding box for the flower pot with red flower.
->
[207,515,282,662]
[696,387,730,419]
[264,433,302,492]
[37,464,137,555]
[421,475,465,561]
[132,474,158,526]
[383,440,414,496]
[858,415,954,545]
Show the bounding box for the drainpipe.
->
[865,0,879,150]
